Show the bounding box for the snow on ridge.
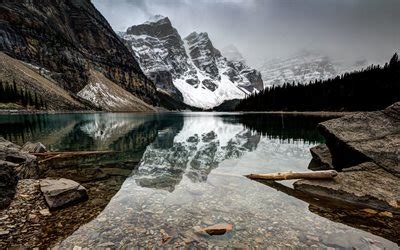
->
[144,14,167,24]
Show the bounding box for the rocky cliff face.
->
[0,0,158,109]
[121,15,263,109]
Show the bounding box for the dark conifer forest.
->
[0,80,46,109]
[236,53,400,111]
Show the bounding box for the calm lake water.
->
[0,112,397,248]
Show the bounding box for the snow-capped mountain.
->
[258,50,338,88]
[258,50,370,88]
[120,15,263,109]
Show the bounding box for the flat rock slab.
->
[40,178,88,209]
[318,102,400,176]
[294,162,400,213]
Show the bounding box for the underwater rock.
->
[202,223,233,235]
[40,178,88,209]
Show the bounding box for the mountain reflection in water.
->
[0,113,396,248]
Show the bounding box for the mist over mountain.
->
[93,0,400,67]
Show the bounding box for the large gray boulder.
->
[0,137,39,178]
[318,102,400,177]
[40,178,88,209]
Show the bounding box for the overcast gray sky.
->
[92,0,399,66]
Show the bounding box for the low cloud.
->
[93,0,400,66]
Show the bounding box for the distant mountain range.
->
[120,15,263,109]
[257,50,368,88]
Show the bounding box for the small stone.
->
[0,230,10,236]
[202,223,233,235]
[161,231,172,243]
[97,242,114,247]
[255,237,263,243]
[28,214,40,223]
[39,208,51,216]
[98,217,107,222]
[362,208,378,214]
[378,211,393,217]
[0,215,9,220]
[306,234,320,242]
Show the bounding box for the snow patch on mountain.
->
[77,70,156,112]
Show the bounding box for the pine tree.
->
[389,53,399,67]
[0,81,4,101]
[21,89,27,106]
[34,92,39,108]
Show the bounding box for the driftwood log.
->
[245,170,338,181]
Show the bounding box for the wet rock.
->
[97,242,115,248]
[0,230,10,236]
[39,208,51,216]
[28,214,40,223]
[21,142,47,153]
[295,162,400,212]
[318,102,400,176]
[202,223,233,235]
[40,178,88,209]
[0,160,18,208]
[308,144,333,170]
[0,137,39,179]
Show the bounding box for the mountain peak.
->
[221,44,245,63]
[144,14,169,24]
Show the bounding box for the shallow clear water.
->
[0,112,397,248]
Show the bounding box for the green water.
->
[0,112,397,248]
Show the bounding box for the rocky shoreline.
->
[0,138,138,248]
[292,102,400,242]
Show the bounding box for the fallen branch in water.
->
[245,170,338,181]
